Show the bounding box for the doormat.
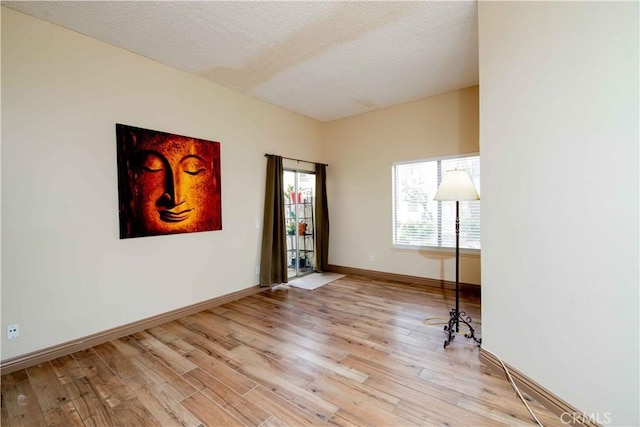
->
[289,273,345,290]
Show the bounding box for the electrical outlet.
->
[369,255,375,262]
[7,324,19,340]
[255,266,260,275]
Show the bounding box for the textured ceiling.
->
[3,1,478,122]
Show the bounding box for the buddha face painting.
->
[116,124,222,238]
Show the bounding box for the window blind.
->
[392,155,481,250]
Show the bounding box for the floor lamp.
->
[434,169,481,348]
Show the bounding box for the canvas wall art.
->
[116,124,222,239]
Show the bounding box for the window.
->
[392,154,480,250]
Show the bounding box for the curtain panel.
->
[260,155,288,286]
[315,163,330,272]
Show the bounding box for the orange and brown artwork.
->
[116,124,222,239]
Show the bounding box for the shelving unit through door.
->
[284,170,315,278]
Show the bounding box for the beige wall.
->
[479,2,638,425]
[323,87,480,284]
[0,8,324,360]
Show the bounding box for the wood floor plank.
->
[180,392,244,427]
[342,352,424,382]
[393,396,508,427]
[111,335,147,358]
[183,367,270,427]
[1,380,47,427]
[130,352,198,398]
[130,332,197,375]
[276,320,332,345]
[184,349,257,395]
[71,349,136,408]
[323,398,413,427]
[183,320,243,352]
[49,356,85,386]
[112,396,163,427]
[456,391,563,426]
[186,331,244,369]
[244,385,329,426]
[43,400,85,427]
[66,376,120,427]
[368,328,442,357]
[239,362,338,422]
[189,310,240,337]
[239,319,350,368]
[25,362,71,414]
[230,349,315,389]
[1,395,10,427]
[248,293,331,330]
[228,343,279,367]
[146,325,183,346]
[357,361,463,406]
[327,410,364,427]
[72,349,116,380]
[259,414,290,427]
[294,351,369,384]
[93,341,145,380]
[1,274,563,427]
[226,329,300,366]
[123,377,203,427]
[1,370,29,387]
[306,375,399,416]
[418,363,521,400]
[121,367,166,392]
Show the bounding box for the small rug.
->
[289,273,345,290]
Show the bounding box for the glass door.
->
[284,170,315,279]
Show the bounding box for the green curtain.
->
[315,163,330,272]
[260,155,288,286]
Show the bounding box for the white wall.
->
[479,2,638,425]
[1,8,323,361]
[324,87,480,284]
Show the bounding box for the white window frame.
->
[392,153,481,252]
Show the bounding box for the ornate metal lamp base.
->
[443,309,481,348]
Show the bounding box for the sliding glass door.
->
[283,170,315,278]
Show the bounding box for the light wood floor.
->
[1,275,562,426]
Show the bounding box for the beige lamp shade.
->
[433,169,480,201]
